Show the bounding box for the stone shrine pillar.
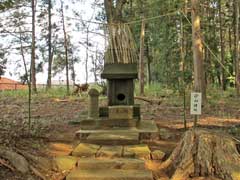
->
[88,88,100,119]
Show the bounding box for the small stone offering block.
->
[109,106,134,120]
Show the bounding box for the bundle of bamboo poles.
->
[105,23,137,64]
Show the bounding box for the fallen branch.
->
[232,137,240,144]
[16,149,52,172]
[54,98,69,103]
[134,96,163,105]
[0,158,15,171]
[30,165,46,180]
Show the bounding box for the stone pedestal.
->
[88,88,99,119]
[108,106,133,120]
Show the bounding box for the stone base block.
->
[99,104,141,120]
[81,132,139,145]
[77,118,138,129]
[109,106,133,120]
[76,120,158,139]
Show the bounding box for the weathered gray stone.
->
[66,169,153,180]
[88,88,100,119]
[109,106,133,120]
[71,143,100,157]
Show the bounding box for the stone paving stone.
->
[66,169,153,180]
[124,144,151,160]
[122,146,135,158]
[71,143,100,157]
[77,158,146,170]
[96,146,123,158]
[151,150,166,160]
[53,156,78,171]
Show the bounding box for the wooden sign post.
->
[190,92,202,127]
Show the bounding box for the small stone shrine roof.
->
[101,63,138,79]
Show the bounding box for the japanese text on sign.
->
[190,92,202,115]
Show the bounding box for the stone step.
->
[66,169,153,180]
[77,158,146,170]
[77,118,138,128]
[81,132,139,145]
[71,143,152,160]
[76,120,158,139]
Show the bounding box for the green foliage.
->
[0,0,14,10]
[0,89,29,98]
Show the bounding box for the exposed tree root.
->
[0,146,49,179]
[159,129,240,180]
[0,146,29,173]
[0,158,15,171]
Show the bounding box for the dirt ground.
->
[0,95,239,180]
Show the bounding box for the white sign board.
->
[190,92,202,115]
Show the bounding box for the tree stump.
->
[160,129,240,180]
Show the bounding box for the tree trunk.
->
[46,0,52,89]
[235,0,240,96]
[191,0,206,103]
[31,0,37,93]
[146,38,151,86]
[179,11,187,130]
[139,17,145,96]
[94,48,98,83]
[229,27,234,87]
[204,0,211,87]
[19,31,29,86]
[85,28,89,84]
[219,0,227,91]
[60,0,69,95]
[70,57,76,85]
[160,129,240,180]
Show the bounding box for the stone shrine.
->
[75,61,158,144]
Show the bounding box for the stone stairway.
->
[55,141,165,180]
[52,119,161,180]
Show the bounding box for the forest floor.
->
[0,88,239,180]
